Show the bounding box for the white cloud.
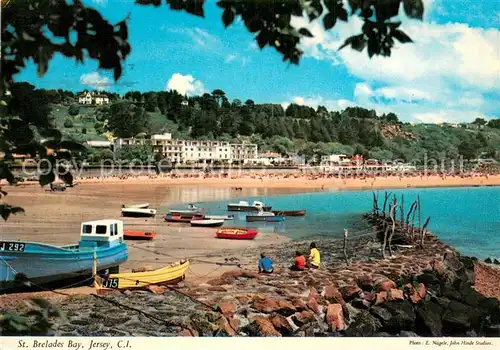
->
[79,72,111,90]
[165,27,220,48]
[225,55,237,63]
[289,4,499,123]
[224,54,250,66]
[166,73,205,96]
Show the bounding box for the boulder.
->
[398,330,419,337]
[289,297,307,311]
[376,279,397,292]
[218,301,237,317]
[442,300,482,334]
[380,300,416,332]
[485,258,492,264]
[269,314,294,335]
[351,298,371,310]
[357,275,375,291]
[370,306,392,324]
[217,316,237,336]
[344,311,382,336]
[323,285,345,305]
[387,289,404,301]
[244,316,281,337]
[415,300,443,336]
[363,291,376,303]
[308,287,320,301]
[339,286,362,302]
[306,297,320,314]
[325,304,345,331]
[292,310,316,327]
[253,296,296,316]
[145,285,168,295]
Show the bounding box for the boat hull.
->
[122,203,150,209]
[190,220,224,227]
[227,205,272,212]
[246,215,285,222]
[95,260,189,292]
[271,210,306,216]
[169,210,203,215]
[204,215,234,220]
[216,228,258,240]
[164,214,204,223]
[0,241,128,291]
[124,230,156,240]
[121,208,156,218]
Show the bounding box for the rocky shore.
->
[3,229,499,337]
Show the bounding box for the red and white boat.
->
[215,227,258,240]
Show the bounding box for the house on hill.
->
[78,91,110,105]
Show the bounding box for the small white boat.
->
[190,219,224,227]
[122,203,150,209]
[169,204,203,215]
[204,215,234,220]
[121,208,157,218]
[227,200,272,212]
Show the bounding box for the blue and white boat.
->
[0,219,128,291]
[246,211,285,222]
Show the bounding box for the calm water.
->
[187,187,499,260]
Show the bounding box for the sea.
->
[190,186,500,260]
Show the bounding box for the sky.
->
[16,0,500,124]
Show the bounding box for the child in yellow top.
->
[308,242,320,268]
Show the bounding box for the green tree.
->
[63,119,73,128]
[68,104,79,116]
[472,118,487,126]
[106,101,151,138]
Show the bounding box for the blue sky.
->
[16,0,499,124]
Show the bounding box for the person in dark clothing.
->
[258,253,274,273]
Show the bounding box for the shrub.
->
[68,104,79,116]
[81,128,87,134]
[63,119,73,128]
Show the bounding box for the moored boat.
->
[168,204,203,215]
[94,260,189,293]
[227,200,272,212]
[246,212,285,222]
[216,227,258,240]
[123,230,156,240]
[164,214,204,223]
[122,203,150,209]
[121,208,156,218]
[204,214,234,220]
[190,219,224,227]
[271,209,306,216]
[0,219,128,291]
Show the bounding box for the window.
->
[82,225,92,234]
[110,224,115,236]
[96,225,107,234]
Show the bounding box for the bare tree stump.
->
[343,228,349,265]
[388,199,398,257]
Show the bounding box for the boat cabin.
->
[252,201,264,207]
[79,219,125,250]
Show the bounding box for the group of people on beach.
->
[257,242,321,274]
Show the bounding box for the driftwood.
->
[406,200,417,226]
[381,224,390,259]
[400,194,405,230]
[388,199,398,257]
[343,229,349,265]
[382,192,391,216]
[420,216,431,248]
[372,192,379,214]
[417,194,422,232]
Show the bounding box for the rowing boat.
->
[216,227,258,240]
[123,230,156,240]
[190,219,225,227]
[271,209,306,216]
[164,214,204,223]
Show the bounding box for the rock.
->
[208,286,227,292]
[221,270,259,281]
[235,295,251,305]
[269,314,294,335]
[351,298,371,310]
[229,318,241,331]
[485,258,492,264]
[289,297,307,311]
[417,271,440,286]
[344,311,381,336]
[292,310,315,327]
[206,278,226,286]
[387,288,404,301]
[308,287,320,301]
[253,296,296,316]
[363,291,376,302]
[306,297,320,314]
[380,300,416,332]
[398,330,419,337]
[357,275,375,291]
[323,285,344,305]
[376,279,397,292]
[494,259,500,265]
[179,326,199,337]
[415,300,443,336]
[218,301,237,317]
[325,304,345,331]
[145,284,168,295]
[244,316,281,337]
[217,316,237,336]
[339,286,362,302]
[442,300,482,334]
[375,291,388,305]
[370,306,392,323]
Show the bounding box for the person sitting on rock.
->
[258,253,274,274]
[290,251,306,271]
[308,242,321,269]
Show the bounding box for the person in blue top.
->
[258,253,274,274]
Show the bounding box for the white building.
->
[321,154,350,165]
[85,140,112,149]
[114,134,256,164]
[78,91,110,105]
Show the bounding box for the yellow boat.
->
[94,259,189,293]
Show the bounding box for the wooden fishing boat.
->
[190,219,224,227]
[123,230,156,240]
[0,220,128,291]
[204,214,234,220]
[216,227,258,240]
[122,203,150,209]
[227,200,272,212]
[94,260,189,293]
[164,214,204,223]
[121,208,156,218]
[168,204,203,215]
[271,209,306,217]
[246,212,285,222]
